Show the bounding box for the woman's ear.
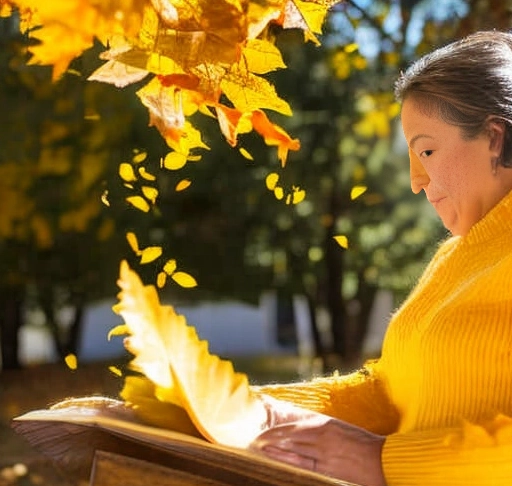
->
[486,117,506,157]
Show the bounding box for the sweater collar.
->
[461,189,512,246]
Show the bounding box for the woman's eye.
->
[421,150,433,157]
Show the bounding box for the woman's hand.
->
[250,411,386,486]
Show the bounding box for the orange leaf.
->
[251,110,300,166]
[176,179,192,191]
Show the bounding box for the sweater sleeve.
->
[253,360,400,435]
[383,414,512,485]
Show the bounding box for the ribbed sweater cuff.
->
[382,426,512,485]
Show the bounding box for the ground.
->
[0,360,125,486]
[0,356,305,486]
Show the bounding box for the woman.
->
[249,30,512,486]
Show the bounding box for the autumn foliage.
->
[1,0,339,175]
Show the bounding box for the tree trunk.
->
[0,285,24,370]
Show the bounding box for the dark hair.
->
[395,30,512,167]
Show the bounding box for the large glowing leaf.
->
[113,261,267,447]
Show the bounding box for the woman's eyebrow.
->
[409,133,434,148]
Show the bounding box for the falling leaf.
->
[64,354,77,370]
[142,186,159,204]
[101,190,110,207]
[126,196,151,212]
[157,271,167,288]
[108,324,130,340]
[163,151,188,170]
[126,232,140,254]
[334,235,349,249]
[176,179,192,191]
[266,172,279,190]
[292,187,306,204]
[350,185,367,200]
[171,271,197,288]
[140,246,163,264]
[109,366,123,377]
[138,167,156,181]
[251,110,300,166]
[163,259,177,275]
[133,151,148,164]
[119,162,137,182]
[274,186,284,200]
[239,147,253,160]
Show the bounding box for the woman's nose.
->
[409,149,430,194]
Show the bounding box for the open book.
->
[12,396,359,486]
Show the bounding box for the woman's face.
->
[401,98,512,236]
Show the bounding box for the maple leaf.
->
[149,0,246,68]
[112,261,267,447]
[281,0,338,45]
[222,64,292,116]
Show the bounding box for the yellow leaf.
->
[126,232,140,254]
[109,366,123,377]
[242,39,287,74]
[334,235,349,249]
[221,67,292,116]
[64,354,77,371]
[266,172,279,190]
[239,147,254,160]
[119,163,137,182]
[132,151,148,164]
[163,259,177,275]
[120,375,200,436]
[292,188,306,204]
[274,186,284,200]
[171,271,197,288]
[140,246,163,264]
[157,271,167,288]
[350,185,367,200]
[126,196,151,212]
[142,186,159,204]
[163,151,188,170]
[113,261,266,446]
[138,167,156,181]
[108,324,130,340]
[101,190,110,207]
[176,179,192,191]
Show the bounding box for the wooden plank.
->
[90,451,226,486]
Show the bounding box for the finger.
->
[257,445,317,471]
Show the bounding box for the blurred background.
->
[0,0,510,382]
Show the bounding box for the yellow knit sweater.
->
[259,190,512,485]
